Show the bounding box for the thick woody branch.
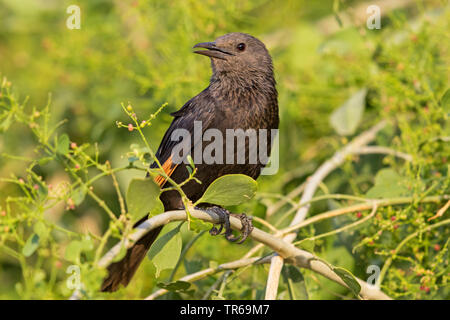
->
[265,121,387,299]
[265,142,411,218]
[146,194,448,300]
[98,208,391,300]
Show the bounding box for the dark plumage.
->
[101,32,279,292]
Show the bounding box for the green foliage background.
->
[0,0,449,299]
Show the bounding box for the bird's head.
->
[193,33,273,81]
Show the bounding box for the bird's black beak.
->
[193,42,233,60]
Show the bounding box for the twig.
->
[202,272,229,300]
[294,202,378,244]
[168,230,206,282]
[146,256,268,300]
[353,146,413,162]
[266,182,306,217]
[377,218,450,286]
[316,0,416,35]
[281,195,447,236]
[253,216,280,233]
[264,121,387,299]
[151,245,271,300]
[106,161,126,216]
[266,145,411,217]
[428,199,450,221]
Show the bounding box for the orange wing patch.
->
[154,155,178,187]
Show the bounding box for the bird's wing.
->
[151,88,214,187]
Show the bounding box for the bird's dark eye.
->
[237,43,246,51]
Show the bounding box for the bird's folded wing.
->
[150,91,215,187]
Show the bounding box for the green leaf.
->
[72,186,87,206]
[330,88,367,136]
[81,236,94,251]
[147,223,183,278]
[297,239,315,253]
[188,217,212,233]
[209,261,219,269]
[22,233,40,257]
[82,267,107,292]
[196,174,257,206]
[57,134,70,155]
[33,221,49,241]
[0,113,13,132]
[332,267,361,297]
[64,240,82,263]
[366,168,409,198]
[157,280,191,292]
[184,259,203,274]
[187,154,195,169]
[282,265,309,300]
[441,88,450,113]
[38,156,53,166]
[126,177,163,224]
[112,242,128,263]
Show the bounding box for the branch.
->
[265,142,411,218]
[145,255,272,300]
[264,121,387,299]
[98,208,391,300]
[316,0,416,35]
[353,146,412,162]
[144,194,449,300]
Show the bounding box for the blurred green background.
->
[0,0,449,299]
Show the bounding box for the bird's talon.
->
[225,233,241,242]
[209,224,223,236]
[201,206,253,243]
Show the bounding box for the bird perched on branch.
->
[101,32,279,292]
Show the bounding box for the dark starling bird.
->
[101,32,279,292]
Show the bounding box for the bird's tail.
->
[101,225,163,292]
[102,157,177,292]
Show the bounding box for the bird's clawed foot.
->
[201,206,253,244]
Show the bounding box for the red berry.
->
[434,244,440,251]
[394,224,399,229]
[391,216,396,221]
[128,124,133,131]
[356,212,362,218]
[420,286,430,293]
[71,142,77,149]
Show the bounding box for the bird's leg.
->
[200,206,253,244]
